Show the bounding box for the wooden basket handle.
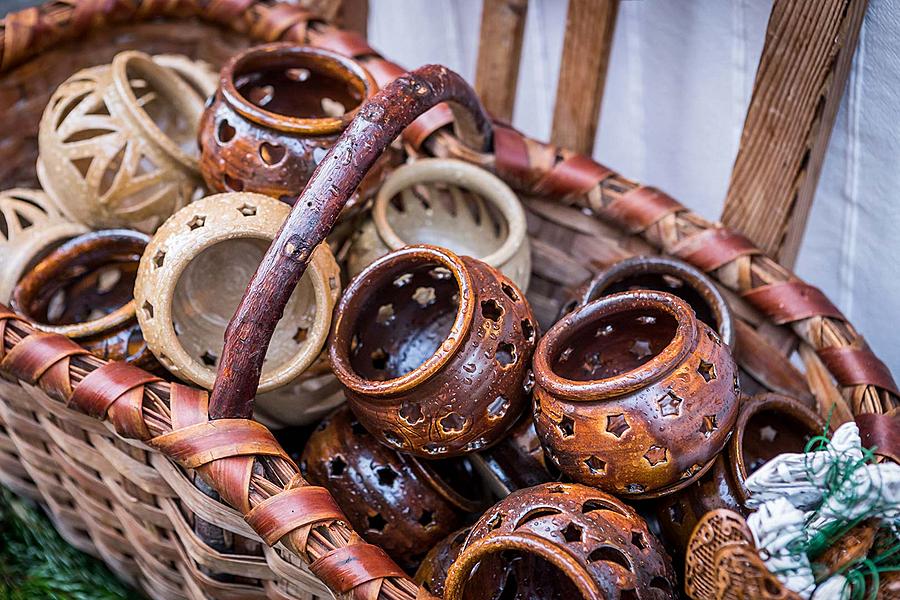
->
[209,64,493,419]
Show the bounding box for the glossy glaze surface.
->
[444,482,676,600]
[301,406,483,570]
[330,245,537,458]
[533,291,740,498]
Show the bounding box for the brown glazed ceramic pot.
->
[443,482,676,600]
[562,255,735,347]
[330,245,538,458]
[414,526,472,598]
[11,229,155,367]
[477,414,557,496]
[301,406,485,570]
[532,290,740,498]
[198,43,382,206]
[654,392,826,551]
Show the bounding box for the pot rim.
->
[443,530,603,600]
[372,158,528,269]
[581,254,735,347]
[406,454,485,513]
[729,392,827,504]
[111,50,204,170]
[220,42,377,135]
[534,290,698,400]
[330,245,476,398]
[11,229,148,338]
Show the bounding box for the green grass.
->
[0,486,138,600]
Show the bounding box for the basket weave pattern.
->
[0,2,896,600]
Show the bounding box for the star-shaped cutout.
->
[584,455,606,475]
[698,359,717,382]
[700,414,718,438]
[644,445,668,466]
[657,391,683,417]
[187,214,206,230]
[606,413,629,438]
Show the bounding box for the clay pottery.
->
[414,526,472,598]
[329,245,538,458]
[477,414,557,496]
[198,43,383,210]
[654,393,826,551]
[443,482,676,600]
[301,406,485,570]
[532,290,740,498]
[0,188,88,303]
[347,158,531,290]
[153,54,218,99]
[562,255,734,347]
[11,229,155,367]
[37,51,205,233]
[134,192,342,423]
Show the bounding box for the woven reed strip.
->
[0,318,421,600]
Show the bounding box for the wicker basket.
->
[0,2,896,600]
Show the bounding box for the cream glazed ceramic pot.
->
[134,192,343,425]
[347,158,531,291]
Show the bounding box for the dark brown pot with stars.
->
[532,290,740,499]
[443,482,676,600]
[301,405,485,570]
[561,255,735,348]
[329,244,538,458]
[654,392,826,552]
[198,43,384,208]
[11,229,155,368]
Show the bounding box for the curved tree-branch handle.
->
[209,64,492,419]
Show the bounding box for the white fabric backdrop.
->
[370,0,900,373]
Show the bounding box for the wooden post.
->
[551,0,619,156]
[474,0,529,122]
[721,0,867,266]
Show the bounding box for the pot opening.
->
[348,260,461,381]
[233,51,365,120]
[551,307,679,383]
[122,56,199,158]
[382,184,509,259]
[32,262,137,326]
[172,237,317,377]
[593,271,720,337]
[458,548,588,600]
[415,455,488,510]
[742,409,817,474]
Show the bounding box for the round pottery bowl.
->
[134,192,341,421]
[37,50,205,233]
[302,406,485,570]
[563,255,734,347]
[330,245,537,458]
[414,526,472,598]
[443,482,676,600]
[11,229,154,366]
[654,392,826,551]
[347,158,531,291]
[532,290,741,498]
[198,43,383,208]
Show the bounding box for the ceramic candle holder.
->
[11,229,155,367]
[347,158,531,291]
[532,290,741,498]
[198,43,382,208]
[562,255,735,347]
[134,192,341,419]
[37,51,205,233]
[443,482,676,600]
[655,392,826,551]
[302,406,485,570]
[0,188,88,304]
[330,245,537,458]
